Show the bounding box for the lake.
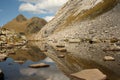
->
[0,41,120,80]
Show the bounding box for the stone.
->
[57,54,65,58]
[104,56,115,61]
[56,44,65,48]
[69,39,81,43]
[0,69,4,80]
[41,50,47,52]
[71,69,107,80]
[8,51,16,54]
[6,44,14,49]
[56,48,67,52]
[14,60,24,64]
[29,63,50,68]
[0,54,7,61]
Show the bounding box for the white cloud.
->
[20,67,69,80]
[44,16,54,22]
[19,0,68,14]
[19,3,46,14]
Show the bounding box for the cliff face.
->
[34,1,120,79]
[3,14,47,36]
[35,0,120,41]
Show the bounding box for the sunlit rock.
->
[71,69,107,80]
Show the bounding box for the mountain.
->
[34,0,120,79]
[35,0,120,42]
[3,14,47,36]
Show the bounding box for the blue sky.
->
[0,0,67,26]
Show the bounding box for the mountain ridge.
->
[3,14,47,37]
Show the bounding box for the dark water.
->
[0,41,120,80]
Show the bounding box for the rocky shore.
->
[0,28,27,79]
[0,28,27,59]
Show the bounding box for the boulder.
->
[71,69,107,80]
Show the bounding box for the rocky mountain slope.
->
[35,0,120,42]
[3,14,47,36]
[34,0,120,79]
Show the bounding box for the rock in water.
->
[0,69,4,80]
[14,60,24,64]
[56,48,67,52]
[29,63,50,68]
[57,54,65,58]
[104,56,115,61]
[56,44,65,48]
[0,54,7,61]
[71,69,107,80]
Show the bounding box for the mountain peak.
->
[15,14,27,22]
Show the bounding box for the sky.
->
[0,0,68,26]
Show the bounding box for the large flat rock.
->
[71,69,107,80]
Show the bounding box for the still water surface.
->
[0,41,120,80]
[0,41,69,80]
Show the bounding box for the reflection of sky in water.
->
[0,57,69,80]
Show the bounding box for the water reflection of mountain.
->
[32,41,120,80]
[4,41,120,80]
[9,42,46,62]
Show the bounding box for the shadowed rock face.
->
[25,17,47,34]
[16,14,27,22]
